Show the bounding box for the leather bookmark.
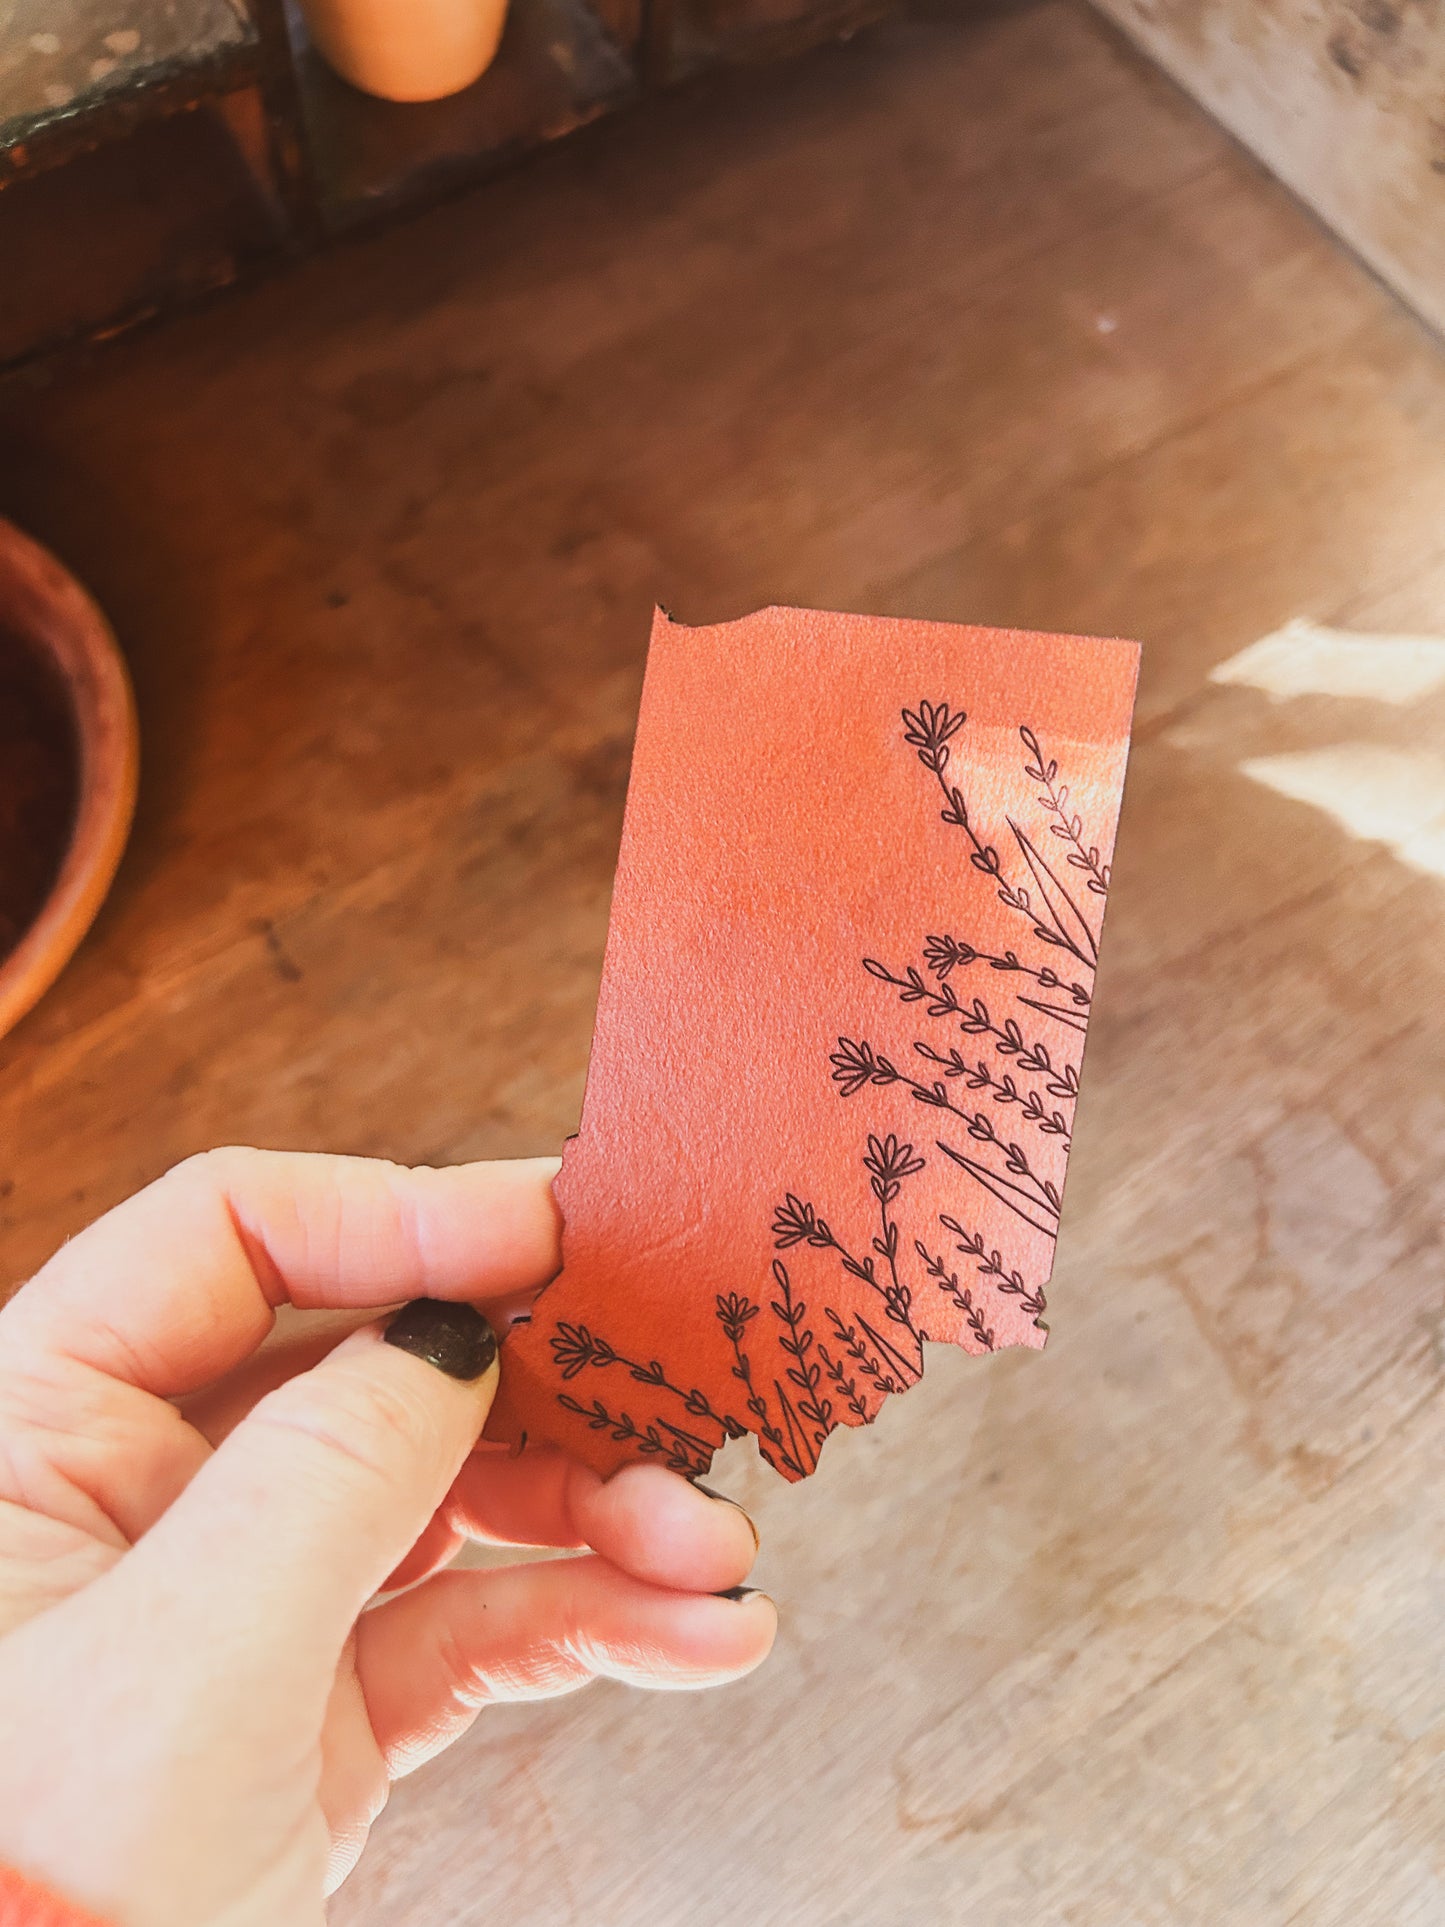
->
[487,606,1139,1481]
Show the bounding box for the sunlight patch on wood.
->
[1240,744,1445,881]
[1212,619,1445,706]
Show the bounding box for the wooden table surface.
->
[4,2,1445,1920]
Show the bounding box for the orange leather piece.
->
[487,607,1139,1481]
[0,1867,112,1927]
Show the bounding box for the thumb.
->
[120,1300,499,1669]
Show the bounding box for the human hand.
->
[0,1150,774,1926]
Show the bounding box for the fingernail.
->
[692,1481,761,1552]
[714,1586,768,1604]
[384,1300,497,1381]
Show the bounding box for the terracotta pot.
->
[300,0,510,101]
[0,519,138,1042]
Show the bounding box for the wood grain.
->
[2,3,1444,1920]
[1093,0,1445,338]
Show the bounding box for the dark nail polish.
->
[691,1481,761,1551]
[714,1586,765,1603]
[384,1299,497,1381]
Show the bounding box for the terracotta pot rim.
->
[0,518,138,1042]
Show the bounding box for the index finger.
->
[0,1148,561,1397]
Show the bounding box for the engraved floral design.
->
[544,703,1114,1479]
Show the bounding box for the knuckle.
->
[356,1372,440,1457]
[163,1144,257,1196]
[434,1621,492,1711]
[250,1368,439,1490]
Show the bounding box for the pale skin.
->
[0,1149,775,1926]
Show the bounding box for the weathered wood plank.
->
[1092,0,1445,337]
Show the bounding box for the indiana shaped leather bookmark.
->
[488,607,1140,1481]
